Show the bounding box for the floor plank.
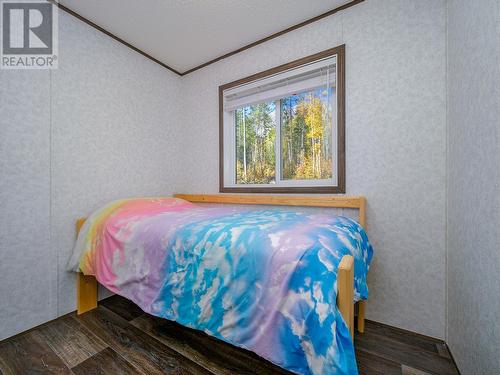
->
[363,320,440,355]
[0,295,461,375]
[355,349,402,375]
[74,306,211,375]
[38,315,107,368]
[99,295,144,321]
[0,331,72,375]
[435,343,452,359]
[72,347,141,375]
[401,364,432,375]
[131,314,291,375]
[355,330,457,375]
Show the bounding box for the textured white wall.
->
[0,11,183,340]
[53,12,184,316]
[0,70,52,340]
[446,0,500,373]
[180,0,447,338]
[0,0,450,342]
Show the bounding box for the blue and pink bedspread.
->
[68,197,373,375]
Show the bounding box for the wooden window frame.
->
[219,45,345,194]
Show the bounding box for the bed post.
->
[337,255,354,339]
[356,197,366,333]
[357,301,366,333]
[75,218,98,315]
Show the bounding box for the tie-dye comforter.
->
[68,197,373,375]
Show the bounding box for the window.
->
[219,45,345,193]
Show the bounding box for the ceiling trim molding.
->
[49,0,183,75]
[50,0,364,76]
[181,0,364,75]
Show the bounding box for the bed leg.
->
[357,300,366,333]
[75,218,98,314]
[77,272,98,315]
[337,255,354,339]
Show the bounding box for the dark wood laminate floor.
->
[0,296,460,375]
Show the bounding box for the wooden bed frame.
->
[76,194,367,338]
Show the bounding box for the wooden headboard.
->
[173,194,366,229]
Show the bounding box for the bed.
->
[69,194,373,375]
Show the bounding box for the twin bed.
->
[69,194,373,375]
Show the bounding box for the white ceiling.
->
[58,0,352,74]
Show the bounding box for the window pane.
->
[281,88,334,180]
[235,102,276,184]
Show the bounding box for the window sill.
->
[219,185,345,194]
